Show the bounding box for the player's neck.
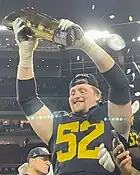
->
[72,103,98,116]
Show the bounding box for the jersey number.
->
[56,121,104,162]
[129,132,138,147]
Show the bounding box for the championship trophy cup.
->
[2,7,75,46]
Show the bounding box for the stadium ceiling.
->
[0,0,139,52]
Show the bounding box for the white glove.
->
[12,18,35,44]
[99,143,115,172]
[54,19,85,48]
[12,18,38,67]
[57,19,97,52]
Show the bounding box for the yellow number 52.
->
[56,121,104,162]
[129,132,138,147]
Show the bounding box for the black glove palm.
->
[12,18,35,44]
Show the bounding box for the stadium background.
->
[0,0,139,174]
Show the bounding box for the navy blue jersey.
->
[128,129,138,148]
[128,129,140,171]
[49,102,126,175]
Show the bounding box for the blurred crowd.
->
[0,98,69,111]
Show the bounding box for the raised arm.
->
[13,18,53,143]
[57,19,132,140]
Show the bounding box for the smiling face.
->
[69,83,101,113]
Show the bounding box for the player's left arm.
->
[83,28,132,140]
[108,100,132,140]
[55,20,132,140]
[106,67,132,140]
[98,52,132,140]
[79,23,132,140]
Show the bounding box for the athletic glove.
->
[12,18,38,67]
[99,143,115,172]
[54,19,87,48]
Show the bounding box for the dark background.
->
[0,0,139,171]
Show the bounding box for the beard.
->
[71,101,87,113]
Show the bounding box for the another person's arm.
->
[13,18,53,143]
[113,142,140,175]
[99,142,140,175]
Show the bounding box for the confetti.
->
[91,5,95,10]
[132,100,140,114]
[127,48,130,54]
[132,73,136,81]
[138,37,140,41]
[126,68,131,74]
[137,36,140,41]
[133,62,140,73]
[77,56,80,60]
[109,15,115,19]
[129,16,133,22]
[135,92,140,97]
[129,84,134,88]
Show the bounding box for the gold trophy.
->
[2,7,75,46]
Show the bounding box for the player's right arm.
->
[13,18,53,143]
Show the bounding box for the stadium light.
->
[109,15,115,19]
[0,25,8,31]
[137,36,140,41]
[85,30,110,41]
[132,38,135,42]
[85,30,126,51]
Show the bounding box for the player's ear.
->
[29,158,35,167]
[95,94,100,102]
[93,87,102,102]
